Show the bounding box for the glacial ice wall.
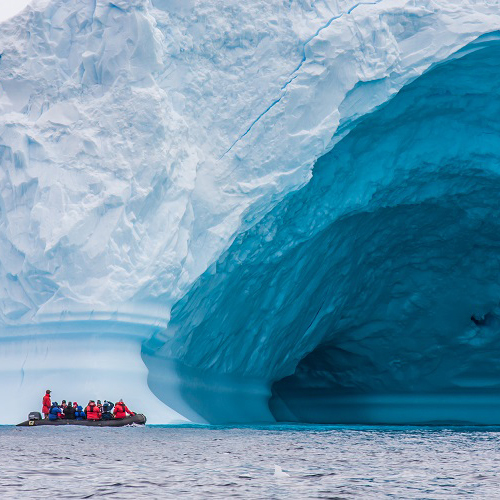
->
[150,35,500,424]
[1,0,500,423]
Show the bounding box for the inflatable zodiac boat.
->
[17,412,146,427]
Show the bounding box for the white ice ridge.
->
[0,0,499,423]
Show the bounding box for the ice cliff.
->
[1,0,500,424]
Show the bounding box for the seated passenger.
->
[75,405,86,420]
[113,400,135,419]
[101,400,114,420]
[48,402,62,421]
[96,400,103,411]
[64,402,76,420]
[85,400,102,420]
[60,400,67,410]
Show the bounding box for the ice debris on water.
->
[273,465,290,478]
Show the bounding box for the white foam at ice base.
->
[0,0,499,423]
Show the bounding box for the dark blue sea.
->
[1,424,499,498]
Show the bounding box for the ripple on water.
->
[1,425,500,498]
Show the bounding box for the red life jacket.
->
[42,394,51,413]
[113,403,130,419]
[86,404,101,420]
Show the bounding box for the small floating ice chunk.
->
[273,465,290,478]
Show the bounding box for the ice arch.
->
[145,34,500,424]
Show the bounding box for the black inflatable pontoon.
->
[17,414,146,427]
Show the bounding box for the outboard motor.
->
[28,411,42,421]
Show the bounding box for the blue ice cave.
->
[144,34,500,424]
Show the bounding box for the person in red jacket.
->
[42,390,51,419]
[113,400,135,419]
[85,400,102,420]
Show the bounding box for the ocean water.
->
[1,424,499,498]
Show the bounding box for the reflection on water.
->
[2,424,500,498]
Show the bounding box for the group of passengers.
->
[42,390,135,421]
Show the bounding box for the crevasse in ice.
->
[0,0,500,424]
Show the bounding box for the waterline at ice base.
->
[1,0,500,425]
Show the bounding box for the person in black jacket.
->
[64,402,76,419]
[101,400,114,420]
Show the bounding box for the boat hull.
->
[16,414,146,427]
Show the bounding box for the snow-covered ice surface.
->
[0,1,31,24]
[1,0,500,424]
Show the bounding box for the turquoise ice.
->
[147,34,500,424]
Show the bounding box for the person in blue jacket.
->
[48,402,62,421]
[74,405,86,420]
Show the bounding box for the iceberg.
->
[0,0,500,424]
